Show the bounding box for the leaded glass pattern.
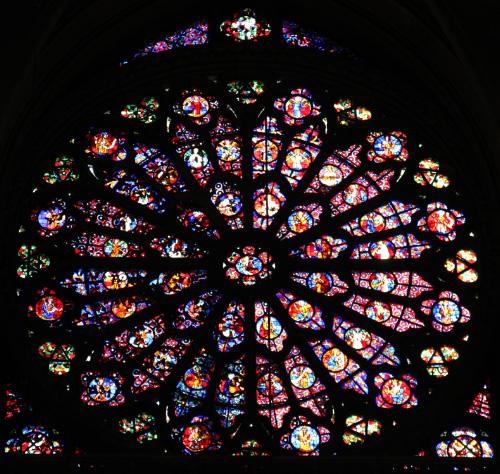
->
[15,76,481,457]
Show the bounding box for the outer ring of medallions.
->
[209,229,287,298]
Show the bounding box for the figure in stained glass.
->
[421,291,471,332]
[367,131,408,163]
[417,202,465,241]
[215,302,245,352]
[374,373,417,409]
[280,416,330,455]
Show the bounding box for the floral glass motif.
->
[5,426,63,454]
[38,342,76,374]
[436,428,493,458]
[17,245,50,278]
[343,415,381,445]
[421,346,459,377]
[121,97,159,124]
[468,383,491,419]
[227,80,264,104]
[445,249,478,283]
[274,89,321,126]
[43,155,79,184]
[220,9,270,42]
[421,291,471,332]
[120,20,209,65]
[233,440,268,456]
[334,98,372,126]
[367,131,408,163]
[119,413,157,443]
[414,159,450,188]
[280,416,330,455]
[20,77,478,456]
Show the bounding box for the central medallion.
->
[224,246,274,286]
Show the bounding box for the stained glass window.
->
[436,428,493,458]
[9,8,492,463]
[120,20,209,65]
[468,382,491,419]
[220,9,270,42]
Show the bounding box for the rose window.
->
[18,77,478,456]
